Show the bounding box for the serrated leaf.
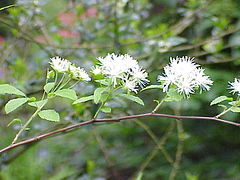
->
[44,82,55,93]
[7,118,22,127]
[28,99,48,108]
[230,107,240,112]
[73,95,94,104]
[94,87,108,104]
[101,106,111,113]
[210,96,228,106]
[165,88,183,102]
[119,94,144,106]
[0,84,25,97]
[54,89,77,100]
[141,85,162,91]
[5,98,28,114]
[38,110,60,122]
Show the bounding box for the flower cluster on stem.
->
[158,56,213,96]
[93,53,149,93]
[50,56,91,81]
[229,78,240,95]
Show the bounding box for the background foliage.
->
[0,0,240,179]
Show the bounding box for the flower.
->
[97,53,138,84]
[49,56,91,81]
[96,53,149,92]
[50,56,71,73]
[130,66,149,88]
[69,65,91,81]
[92,66,102,75]
[229,78,240,95]
[123,79,138,93]
[158,56,213,96]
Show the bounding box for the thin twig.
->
[169,120,184,180]
[134,120,173,164]
[93,130,119,179]
[0,113,239,154]
[133,121,175,178]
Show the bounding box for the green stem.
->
[58,78,71,90]
[93,88,112,119]
[69,81,79,89]
[215,106,232,118]
[216,97,240,118]
[53,71,58,86]
[11,99,48,144]
[152,95,167,113]
[42,70,50,100]
[93,102,105,119]
[53,73,65,92]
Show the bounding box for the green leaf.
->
[7,118,22,127]
[47,70,55,79]
[44,82,55,93]
[94,87,108,104]
[73,95,94,104]
[101,106,111,113]
[54,89,77,100]
[95,79,111,86]
[38,110,60,122]
[86,160,95,176]
[185,172,199,180]
[100,94,109,102]
[218,104,227,110]
[5,98,28,114]
[0,84,25,97]
[203,39,223,53]
[210,96,228,106]
[230,107,240,113]
[165,88,183,102]
[28,97,36,102]
[28,99,48,108]
[228,100,240,106]
[119,94,144,106]
[141,85,162,91]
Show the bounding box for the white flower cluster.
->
[50,56,91,81]
[158,56,213,96]
[229,78,240,95]
[94,53,149,92]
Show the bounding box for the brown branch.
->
[0,113,239,154]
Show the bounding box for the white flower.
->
[229,78,240,95]
[69,65,91,81]
[97,53,138,84]
[96,53,149,92]
[92,66,102,75]
[50,56,71,73]
[123,79,138,93]
[158,56,213,96]
[130,66,149,87]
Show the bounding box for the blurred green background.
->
[0,0,240,179]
